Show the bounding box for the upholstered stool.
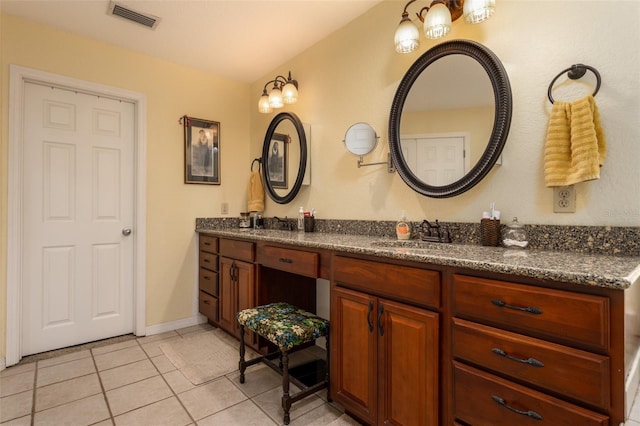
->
[237,302,330,425]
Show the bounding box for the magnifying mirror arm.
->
[357,153,396,173]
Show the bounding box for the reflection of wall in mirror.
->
[276,120,300,187]
[400,106,493,167]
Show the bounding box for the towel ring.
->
[548,64,601,104]
[251,158,261,172]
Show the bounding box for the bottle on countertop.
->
[297,206,305,231]
[396,211,412,240]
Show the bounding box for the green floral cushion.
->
[237,303,329,351]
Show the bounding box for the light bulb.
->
[282,82,298,104]
[394,14,420,53]
[423,3,451,39]
[463,0,495,24]
[258,94,272,113]
[268,87,283,109]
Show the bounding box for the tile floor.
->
[0,323,348,426]
[2,323,640,425]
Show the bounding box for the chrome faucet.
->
[420,220,452,243]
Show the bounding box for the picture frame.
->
[267,133,289,189]
[184,116,220,184]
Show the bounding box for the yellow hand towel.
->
[247,170,264,212]
[544,95,606,187]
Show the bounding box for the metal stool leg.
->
[239,325,246,384]
[281,350,291,425]
[325,332,332,403]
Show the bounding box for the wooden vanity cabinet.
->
[451,274,613,425]
[218,238,257,348]
[198,234,219,323]
[331,256,440,426]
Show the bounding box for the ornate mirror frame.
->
[389,39,512,198]
[262,112,307,204]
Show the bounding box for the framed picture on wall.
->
[267,133,289,189]
[184,116,220,184]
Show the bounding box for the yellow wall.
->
[250,0,640,227]
[2,0,640,360]
[1,14,250,357]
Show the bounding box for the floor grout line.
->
[2,328,348,426]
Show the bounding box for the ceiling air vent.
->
[108,1,160,29]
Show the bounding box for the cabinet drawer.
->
[220,238,255,262]
[452,274,609,351]
[452,318,610,409]
[259,245,319,278]
[199,234,218,253]
[453,362,609,426]
[199,252,218,271]
[199,268,218,296]
[199,291,218,322]
[333,256,440,309]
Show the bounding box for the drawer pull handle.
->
[377,305,384,336]
[203,300,210,305]
[203,259,210,263]
[491,299,542,315]
[491,395,543,421]
[204,242,211,246]
[279,258,293,264]
[492,348,544,367]
[367,301,374,333]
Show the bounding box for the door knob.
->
[122,228,132,236]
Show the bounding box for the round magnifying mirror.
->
[344,122,378,156]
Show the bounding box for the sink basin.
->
[370,239,467,254]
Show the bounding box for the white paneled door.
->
[21,82,135,355]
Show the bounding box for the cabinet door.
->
[235,259,256,344]
[331,287,378,425]
[379,298,439,426]
[218,257,236,334]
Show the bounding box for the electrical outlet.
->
[553,186,576,213]
[221,202,229,215]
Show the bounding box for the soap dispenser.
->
[502,217,529,248]
[396,211,412,240]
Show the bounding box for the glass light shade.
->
[282,82,298,104]
[423,3,451,39]
[258,94,272,113]
[268,87,284,108]
[463,0,495,24]
[394,17,420,53]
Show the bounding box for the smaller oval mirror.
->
[262,112,307,204]
[344,122,378,156]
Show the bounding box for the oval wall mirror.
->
[262,112,307,204]
[389,39,512,198]
[344,122,378,156]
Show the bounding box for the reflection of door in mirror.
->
[400,55,494,186]
[401,133,468,185]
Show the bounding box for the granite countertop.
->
[196,227,640,290]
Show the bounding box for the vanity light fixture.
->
[258,71,299,114]
[394,0,495,53]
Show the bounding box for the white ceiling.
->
[1,0,383,83]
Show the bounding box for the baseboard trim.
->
[144,314,208,337]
